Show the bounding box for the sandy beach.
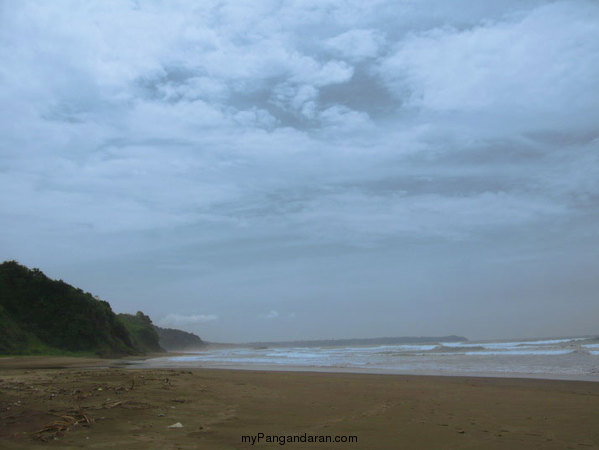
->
[0,357,598,449]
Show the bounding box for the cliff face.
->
[154,326,205,351]
[0,261,136,356]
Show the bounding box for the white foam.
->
[154,336,599,380]
[464,349,572,356]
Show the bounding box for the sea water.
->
[136,336,599,381]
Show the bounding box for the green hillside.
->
[0,303,47,354]
[0,261,136,356]
[117,312,164,353]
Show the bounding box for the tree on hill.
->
[117,311,164,353]
[0,261,135,356]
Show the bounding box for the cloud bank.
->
[1,0,598,341]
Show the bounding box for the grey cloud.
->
[325,29,386,62]
[259,310,279,320]
[319,66,397,118]
[1,0,598,341]
[378,2,599,122]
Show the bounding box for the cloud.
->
[318,105,373,132]
[1,1,598,341]
[158,314,219,328]
[276,190,568,244]
[259,310,279,320]
[378,1,599,126]
[325,29,385,61]
[1,0,596,248]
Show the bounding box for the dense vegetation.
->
[155,326,205,351]
[117,312,164,353]
[0,261,136,356]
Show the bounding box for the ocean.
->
[134,336,599,381]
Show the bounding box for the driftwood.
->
[103,400,125,408]
[34,410,94,441]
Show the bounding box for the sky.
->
[1,0,598,342]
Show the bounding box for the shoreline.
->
[3,354,598,383]
[128,355,599,383]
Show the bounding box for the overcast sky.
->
[1,0,598,342]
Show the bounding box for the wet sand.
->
[1,357,598,449]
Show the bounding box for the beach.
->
[1,357,598,449]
